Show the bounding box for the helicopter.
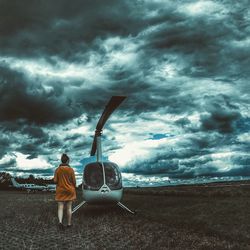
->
[10,177,47,192]
[72,96,135,214]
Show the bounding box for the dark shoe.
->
[67,224,73,228]
[58,223,64,231]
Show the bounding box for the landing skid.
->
[72,201,136,215]
[72,201,86,214]
[117,202,136,215]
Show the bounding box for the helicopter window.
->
[104,163,122,190]
[84,163,104,190]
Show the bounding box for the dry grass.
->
[0,183,250,249]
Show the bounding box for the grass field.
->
[0,182,250,249]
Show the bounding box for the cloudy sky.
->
[0,0,249,186]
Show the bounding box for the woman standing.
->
[54,153,76,230]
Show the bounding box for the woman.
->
[54,153,76,230]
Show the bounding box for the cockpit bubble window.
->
[83,163,104,190]
[104,162,122,190]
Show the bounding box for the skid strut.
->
[72,201,86,214]
[72,201,135,215]
[117,202,135,214]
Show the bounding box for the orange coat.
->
[54,164,76,201]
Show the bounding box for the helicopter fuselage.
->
[82,186,123,204]
[82,161,123,204]
[72,96,135,214]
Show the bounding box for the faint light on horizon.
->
[108,137,169,167]
[0,56,105,82]
[122,173,170,187]
[179,1,226,16]
[15,152,52,170]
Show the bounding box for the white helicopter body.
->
[73,96,134,214]
[11,178,46,191]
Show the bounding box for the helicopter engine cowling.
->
[82,162,123,204]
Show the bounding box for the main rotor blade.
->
[96,96,126,131]
[90,96,126,156]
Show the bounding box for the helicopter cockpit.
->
[83,162,122,191]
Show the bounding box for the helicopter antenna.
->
[90,96,126,158]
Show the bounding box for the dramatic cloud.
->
[0,0,249,185]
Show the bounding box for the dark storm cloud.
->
[223,166,250,177]
[65,137,93,156]
[48,136,62,148]
[175,117,191,128]
[17,143,40,159]
[123,151,214,178]
[0,0,249,80]
[0,154,16,170]
[231,151,250,165]
[236,118,250,133]
[21,126,48,140]
[200,95,241,133]
[0,0,143,59]
[123,150,249,179]
[106,77,198,116]
[0,135,11,158]
[0,0,248,118]
[71,140,87,150]
[200,109,241,133]
[140,1,250,79]
[122,130,249,179]
[0,65,82,124]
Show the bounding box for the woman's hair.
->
[61,153,69,164]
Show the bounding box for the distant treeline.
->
[15,174,54,185]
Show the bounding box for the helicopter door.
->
[104,162,122,190]
[83,163,104,190]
